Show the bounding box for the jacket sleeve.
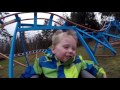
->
[81,59,106,78]
[20,65,37,78]
[20,58,42,78]
[33,58,42,75]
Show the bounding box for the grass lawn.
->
[0,53,44,78]
[77,41,120,78]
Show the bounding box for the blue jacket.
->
[20,48,106,78]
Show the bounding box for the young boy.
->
[20,30,107,78]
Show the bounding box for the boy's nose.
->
[68,48,73,53]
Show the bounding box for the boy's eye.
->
[63,46,69,49]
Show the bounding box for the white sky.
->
[94,12,102,24]
[1,12,102,39]
[3,12,71,37]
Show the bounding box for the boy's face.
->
[52,35,77,62]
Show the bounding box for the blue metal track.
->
[1,12,120,78]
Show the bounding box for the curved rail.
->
[0,12,109,32]
[1,12,119,59]
[0,53,26,67]
[1,12,120,78]
[0,18,62,28]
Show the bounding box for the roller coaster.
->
[0,12,120,78]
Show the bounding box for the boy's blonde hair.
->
[52,30,78,46]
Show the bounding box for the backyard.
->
[0,41,120,78]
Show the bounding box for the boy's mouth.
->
[64,56,73,60]
[62,57,74,66]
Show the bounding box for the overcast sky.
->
[3,12,71,37]
[1,12,102,39]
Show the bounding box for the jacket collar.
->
[44,48,76,66]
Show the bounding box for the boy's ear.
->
[51,45,55,54]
